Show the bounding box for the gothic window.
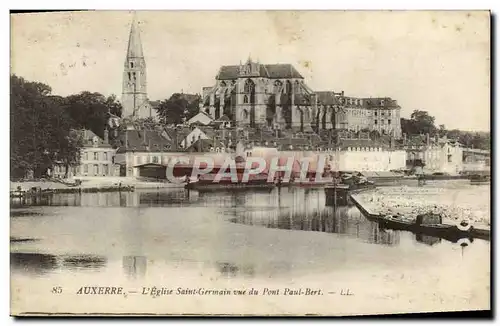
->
[242,110,249,119]
[243,95,249,103]
[130,62,134,68]
[133,72,137,81]
[294,80,301,93]
[274,80,282,93]
[128,72,131,81]
[244,79,255,93]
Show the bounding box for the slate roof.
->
[186,138,225,152]
[115,129,174,153]
[315,91,341,106]
[315,92,400,109]
[80,129,112,148]
[216,64,304,80]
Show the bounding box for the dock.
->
[348,189,490,242]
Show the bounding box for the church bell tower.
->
[122,14,151,119]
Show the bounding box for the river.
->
[10,185,490,315]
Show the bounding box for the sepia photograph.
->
[9,9,491,316]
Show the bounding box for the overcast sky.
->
[11,10,490,131]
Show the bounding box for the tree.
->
[10,75,82,179]
[155,93,201,125]
[401,110,437,136]
[63,92,123,138]
[438,124,447,137]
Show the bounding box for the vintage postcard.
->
[10,10,491,316]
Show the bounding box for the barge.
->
[349,191,490,242]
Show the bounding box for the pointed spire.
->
[127,12,144,58]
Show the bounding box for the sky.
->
[10,10,490,131]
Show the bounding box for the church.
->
[121,16,154,119]
[119,15,402,139]
[201,58,402,138]
[201,58,328,132]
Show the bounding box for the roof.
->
[294,94,312,105]
[315,92,400,109]
[316,91,341,106]
[216,63,304,80]
[115,129,174,153]
[80,129,112,148]
[363,97,399,108]
[149,100,161,108]
[126,18,144,59]
[186,138,225,152]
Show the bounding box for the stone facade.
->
[201,58,319,132]
[121,17,153,119]
[202,58,402,138]
[52,129,118,178]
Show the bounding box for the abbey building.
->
[201,58,402,138]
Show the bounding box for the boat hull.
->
[185,182,276,191]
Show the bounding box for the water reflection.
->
[10,253,58,276]
[11,189,202,208]
[229,189,400,246]
[10,210,43,217]
[61,255,107,272]
[10,253,107,276]
[122,256,147,279]
[415,234,442,246]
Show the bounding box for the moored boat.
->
[184,171,276,191]
[470,174,490,185]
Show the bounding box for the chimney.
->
[104,126,109,144]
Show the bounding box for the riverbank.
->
[10,177,186,192]
[351,183,490,228]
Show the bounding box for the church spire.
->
[126,12,144,59]
[122,13,151,119]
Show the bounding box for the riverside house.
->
[52,129,119,178]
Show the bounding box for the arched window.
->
[274,80,282,93]
[244,79,255,93]
[243,95,249,104]
[242,110,249,120]
[130,62,134,68]
[294,80,301,93]
[285,80,292,94]
[220,81,226,87]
